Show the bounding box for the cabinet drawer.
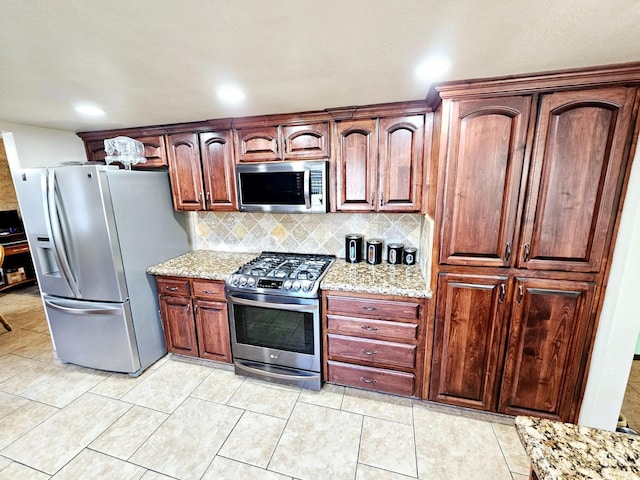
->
[327,334,416,369]
[192,279,225,300]
[326,295,419,321]
[157,278,190,296]
[327,360,415,396]
[327,314,418,342]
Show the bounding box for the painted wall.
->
[0,122,85,170]
[579,146,640,429]
[0,139,20,212]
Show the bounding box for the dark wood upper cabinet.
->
[498,278,596,421]
[84,134,168,169]
[439,97,532,267]
[282,122,330,160]
[335,119,378,211]
[335,115,424,212]
[166,132,205,211]
[518,87,637,272]
[236,122,330,162]
[430,273,509,411]
[378,115,424,211]
[235,126,280,162]
[200,131,236,210]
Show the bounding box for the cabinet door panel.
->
[166,132,205,210]
[200,131,236,211]
[519,87,636,272]
[85,135,167,169]
[499,278,595,421]
[194,299,232,363]
[440,96,531,267]
[159,295,197,356]
[335,119,377,211]
[282,123,329,160]
[378,115,424,212]
[236,127,280,162]
[430,274,509,410]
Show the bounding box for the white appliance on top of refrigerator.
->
[15,164,189,376]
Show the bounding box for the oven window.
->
[234,304,314,354]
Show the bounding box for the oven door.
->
[227,291,320,374]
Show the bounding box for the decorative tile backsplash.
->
[193,211,433,284]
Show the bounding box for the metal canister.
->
[403,247,417,265]
[366,239,383,265]
[387,243,404,264]
[345,234,363,263]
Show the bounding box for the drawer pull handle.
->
[166,287,179,291]
[202,290,217,294]
[361,325,379,331]
[362,306,378,311]
[361,349,378,356]
[360,376,377,384]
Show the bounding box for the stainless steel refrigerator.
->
[15,165,189,376]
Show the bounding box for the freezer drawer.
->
[43,295,141,374]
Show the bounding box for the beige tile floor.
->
[0,285,531,480]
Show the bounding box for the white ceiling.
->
[1,0,639,133]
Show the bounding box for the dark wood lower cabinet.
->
[498,278,596,421]
[430,273,596,421]
[156,276,232,363]
[429,274,509,410]
[194,299,232,363]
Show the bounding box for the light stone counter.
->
[147,250,258,280]
[320,259,431,298]
[515,416,640,480]
[148,251,431,297]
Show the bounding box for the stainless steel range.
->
[226,252,335,390]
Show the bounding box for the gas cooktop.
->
[226,251,335,298]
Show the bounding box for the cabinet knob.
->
[504,242,511,262]
[523,243,531,262]
[361,325,379,331]
[516,285,524,304]
[362,306,378,312]
[360,376,377,384]
[166,286,179,291]
[361,348,378,356]
[499,284,506,303]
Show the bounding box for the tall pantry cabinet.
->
[428,68,640,422]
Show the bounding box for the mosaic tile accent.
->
[193,212,431,269]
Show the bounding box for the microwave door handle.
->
[303,168,311,209]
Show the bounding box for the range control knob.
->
[283,280,293,290]
[230,275,240,286]
[246,277,256,287]
[302,281,313,292]
[292,280,302,290]
[239,276,248,286]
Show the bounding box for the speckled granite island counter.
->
[147,250,258,280]
[320,260,431,298]
[515,416,640,480]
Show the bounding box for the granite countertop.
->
[148,250,431,298]
[320,259,431,298]
[147,250,258,280]
[515,416,640,480]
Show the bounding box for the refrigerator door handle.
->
[45,169,81,297]
[44,298,122,316]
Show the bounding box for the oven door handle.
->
[229,295,318,313]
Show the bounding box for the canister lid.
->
[367,238,383,245]
[345,234,363,239]
[387,243,404,248]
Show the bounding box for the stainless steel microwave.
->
[236,160,329,213]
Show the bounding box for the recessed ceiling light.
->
[74,104,105,116]
[415,55,452,82]
[217,84,245,104]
